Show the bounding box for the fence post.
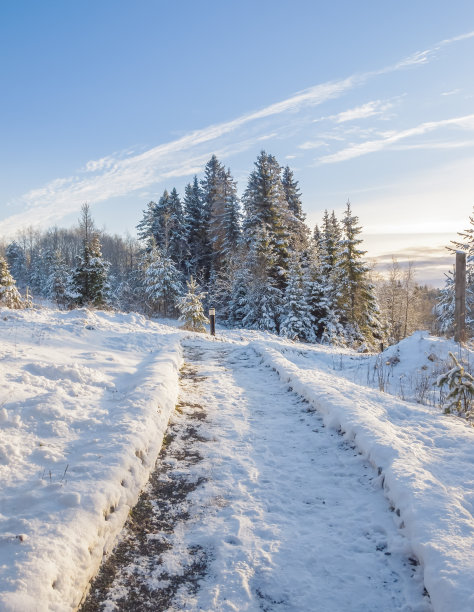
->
[454,251,466,343]
[209,308,215,336]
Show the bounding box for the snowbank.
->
[250,339,474,612]
[0,308,182,611]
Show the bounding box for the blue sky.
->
[1,1,474,284]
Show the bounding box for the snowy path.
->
[81,336,429,611]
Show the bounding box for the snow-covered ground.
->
[0,308,181,611]
[0,308,473,611]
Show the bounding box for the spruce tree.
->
[221,168,242,263]
[183,176,208,276]
[136,200,158,248]
[70,233,110,307]
[242,151,291,288]
[167,188,188,270]
[241,227,281,332]
[5,241,27,286]
[46,250,70,307]
[178,277,209,332]
[0,257,23,309]
[69,205,109,308]
[152,190,172,253]
[228,264,250,327]
[201,155,225,275]
[143,247,182,316]
[437,352,474,417]
[318,209,342,336]
[435,207,474,335]
[281,165,309,252]
[338,201,382,346]
[280,254,314,341]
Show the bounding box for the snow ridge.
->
[251,341,474,612]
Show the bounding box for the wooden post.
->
[209,307,215,336]
[454,251,466,343]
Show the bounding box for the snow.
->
[0,309,473,611]
[138,338,429,611]
[0,307,182,611]
[240,333,474,612]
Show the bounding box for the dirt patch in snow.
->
[79,357,210,611]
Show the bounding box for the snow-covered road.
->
[83,336,430,611]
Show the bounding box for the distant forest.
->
[0,151,437,348]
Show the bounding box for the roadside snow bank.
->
[0,308,182,611]
[251,341,474,612]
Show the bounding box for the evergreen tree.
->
[302,250,326,341]
[281,165,309,252]
[136,200,158,248]
[242,151,291,287]
[5,241,27,286]
[152,190,172,253]
[201,155,225,275]
[29,247,51,297]
[435,208,474,336]
[228,264,250,327]
[69,205,109,307]
[241,227,281,332]
[183,176,208,276]
[449,206,474,279]
[0,257,23,309]
[435,268,456,335]
[70,233,110,307]
[167,188,188,269]
[46,250,70,307]
[221,168,242,263]
[280,254,314,341]
[178,277,209,332]
[437,352,474,417]
[338,202,382,346]
[143,247,182,316]
[318,209,342,328]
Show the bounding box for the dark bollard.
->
[209,308,215,336]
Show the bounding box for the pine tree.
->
[201,155,225,275]
[435,208,474,336]
[338,202,382,346]
[228,264,250,327]
[0,257,23,309]
[46,250,70,307]
[338,201,381,344]
[437,352,474,417]
[318,209,342,328]
[167,188,188,269]
[241,227,281,332]
[449,206,474,281]
[152,190,172,253]
[183,176,208,276]
[242,151,291,288]
[281,166,309,252]
[5,241,27,286]
[143,247,182,316]
[280,254,314,341]
[303,255,330,342]
[136,201,158,248]
[178,277,209,332]
[69,205,109,307]
[70,233,110,307]
[29,247,50,297]
[221,168,242,263]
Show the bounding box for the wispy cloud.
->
[392,140,474,151]
[441,88,462,97]
[311,98,395,126]
[319,113,474,163]
[2,28,474,237]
